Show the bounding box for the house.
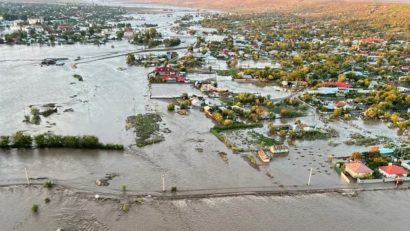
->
[360,37,384,44]
[379,146,395,156]
[152,66,179,76]
[344,162,373,179]
[316,87,339,95]
[321,82,351,88]
[293,123,314,132]
[148,66,187,83]
[270,145,289,155]
[326,102,336,111]
[28,17,44,25]
[401,160,410,171]
[379,164,408,178]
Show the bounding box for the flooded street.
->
[1,186,410,231]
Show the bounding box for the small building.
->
[270,145,289,155]
[379,146,395,156]
[401,160,410,171]
[28,17,44,25]
[360,37,384,44]
[316,87,339,95]
[344,162,373,179]
[379,164,408,178]
[321,82,351,88]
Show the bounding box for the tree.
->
[163,38,181,47]
[12,132,32,148]
[126,53,136,66]
[212,112,223,123]
[0,136,10,148]
[116,31,124,40]
[223,119,233,126]
[390,112,400,125]
[292,55,303,66]
[351,152,362,160]
[364,106,378,119]
[167,103,175,111]
[330,108,342,120]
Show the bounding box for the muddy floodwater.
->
[1,186,410,231]
[0,1,408,230]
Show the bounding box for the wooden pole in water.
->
[162,174,165,192]
[24,167,30,186]
[307,167,313,186]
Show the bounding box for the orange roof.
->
[345,162,373,174]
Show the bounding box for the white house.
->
[28,17,44,25]
[401,160,410,171]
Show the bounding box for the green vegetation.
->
[12,131,32,148]
[167,103,175,111]
[163,38,181,47]
[210,122,262,153]
[126,113,164,147]
[288,128,338,140]
[31,204,39,214]
[126,53,136,65]
[242,154,258,169]
[132,28,162,48]
[40,107,57,117]
[249,131,280,146]
[211,121,262,133]
[0,136,10,148]
[73,74,83,81]
[30,108,41,125]
[345,133,380,146]
[44,180,54,189]
[0,132,123,150]
[121,203,130,213]
[216,69,240,76]
[44,198,51,204]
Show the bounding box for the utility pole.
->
[162,173,165,192]
[24,167,30,186]
[133,97,136,114]
[307,167,313,186]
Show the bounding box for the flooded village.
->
[0,0,409,230]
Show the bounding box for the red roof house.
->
[148,66,187,83]
[336,101,347,108]
[379,164,408,178]
[321,82,351,88]
[360,37,384,44]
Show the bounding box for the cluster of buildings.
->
[340,146,410,182]
[0,3,127,45]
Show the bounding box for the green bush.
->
[12,132,32,148]
[0,136,10,148]
[31,204,39,213]
[5,132,123,150]
[167,103,175,111]
[44,180,54,189]
[40,108,57,117]
[121,203,129,212]
[180,101,189,110]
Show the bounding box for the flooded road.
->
[1,186,409,231]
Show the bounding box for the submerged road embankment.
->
[1,179,409,201]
